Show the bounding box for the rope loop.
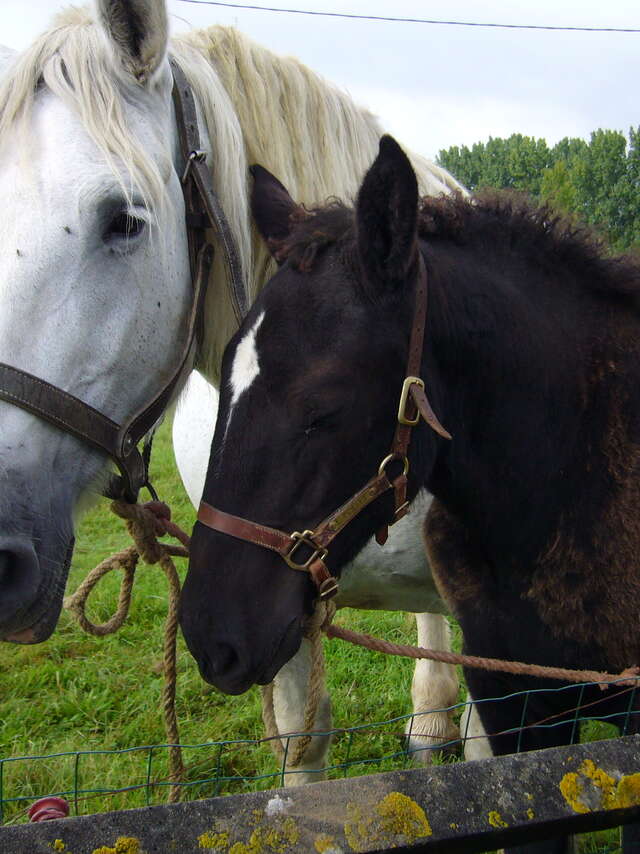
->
[64,500,190,802]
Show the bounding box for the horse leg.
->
[459,691,494,761]
[404,612,459,760]
[271,638,332,786]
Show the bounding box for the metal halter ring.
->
[284,530,329,571]
[378,453,410,479]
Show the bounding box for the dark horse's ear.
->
[250,164,298,261]
[356,135,419,294]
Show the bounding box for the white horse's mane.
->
[0,6,462,382]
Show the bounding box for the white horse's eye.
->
[104,212,146,243]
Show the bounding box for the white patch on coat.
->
[229,311,265,409]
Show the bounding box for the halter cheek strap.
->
[197,254,451,600]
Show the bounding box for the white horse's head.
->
[0,1,194,643]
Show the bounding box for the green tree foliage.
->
[437,129,640,252]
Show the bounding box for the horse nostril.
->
[0,541,41,623]
[210,643,240,675]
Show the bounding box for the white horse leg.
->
[271,638,332,787]
[459,692,494,761]
[404,612,460,760]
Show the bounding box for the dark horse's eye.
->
[104,212,146,241]
[304,411,339,437]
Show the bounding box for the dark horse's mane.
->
[273,191,640,297]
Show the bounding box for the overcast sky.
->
[0,0,638,159]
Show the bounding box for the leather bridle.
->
[197,253,452,601]
[0,60,247,503]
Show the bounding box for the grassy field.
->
[0,419,624,851]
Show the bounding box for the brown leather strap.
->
[197,503,296,560]
[411,383,451,440]
[0,362,145,487]
[311,471,393,548]
[170,59,248,324]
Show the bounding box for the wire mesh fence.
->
[2,679,637,854]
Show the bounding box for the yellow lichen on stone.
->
[616,773,640,808]
[53,842,66,852]
[488,811,508,829]
[91,839,141,854]
[581,760,617,806]
[559,772,587,814]
[526,809,535,820]
[560,760,640,813]
[376,792,432,840]
[561,760,619,813]
[198,830,231,850]
[223,815,299,854]
[344,793,431,851]
[314,833,337,853]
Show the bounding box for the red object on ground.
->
[28,796,70,822]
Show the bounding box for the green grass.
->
[0,421,627,852]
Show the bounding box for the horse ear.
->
[250,165,300,260]
[356,135,419,294]
[96,0,168,85]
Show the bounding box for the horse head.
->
[0,1,194,643]
[181,136,446,694]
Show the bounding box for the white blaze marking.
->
[229,310,265,409]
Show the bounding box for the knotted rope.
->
[63,500,189,803]
[260,601,336,769]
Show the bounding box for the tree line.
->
[436,129,640,253]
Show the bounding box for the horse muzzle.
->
[0,533,74,643]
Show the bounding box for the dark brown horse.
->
[180,136,640,853]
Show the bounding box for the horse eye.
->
[304,412,338,437]
[104,212,146,241]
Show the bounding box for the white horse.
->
[0,0,484,779]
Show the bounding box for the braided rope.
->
[326,624,640,690]
[261,601,336,769]
[63,500,189,803]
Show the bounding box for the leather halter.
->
[197,253,451,600]
[0,61,247,503]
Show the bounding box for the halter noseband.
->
[197,254,451,601]
[0,61,247,503]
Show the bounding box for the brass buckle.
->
[318,577,339,600]
[284,530,328,571]
[397,376,424,426]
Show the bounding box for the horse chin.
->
[194,616,303,695]
[256,617,303,686]
[1,535,74,644]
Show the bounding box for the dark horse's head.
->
[180,136,447,694]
